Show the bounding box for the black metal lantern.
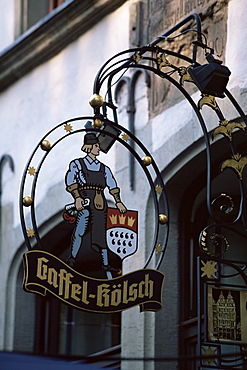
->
[188,53,231,98]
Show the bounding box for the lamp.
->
[84,120,120,154]
[98,121,121,153]
[188,53,231,98]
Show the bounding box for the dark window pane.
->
[27,0,49,29]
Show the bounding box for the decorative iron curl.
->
[211,193,234,215]
[199,228,230,257]
[199,219,247,258]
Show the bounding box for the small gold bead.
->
[142,156,152,166]
[159,214,168,224]
[40,140,51,151]
[92,119,103,129]
[23,196,33,207]
[89,94,104,108]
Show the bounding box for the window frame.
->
[1,0,127,93]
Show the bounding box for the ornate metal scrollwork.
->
[211,193,234,215]
[200,229,230,257]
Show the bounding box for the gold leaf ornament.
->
[179,66,194,85]
[213,120,245,141]
[198,94,219,110]
[221,153,247,180]
[132,52,143,64]
[157,53,171,70]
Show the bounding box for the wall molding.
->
[0,0,127,92]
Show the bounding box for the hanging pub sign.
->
[23,250,163,313]
[20,109,168,314]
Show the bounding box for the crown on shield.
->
[119,215,126,224]
[109,214,117,225]
[128,217,136,227]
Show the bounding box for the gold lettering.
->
[58,269,73,299]
[36,257,49,280]
[97,283,110,307]
[81,281,89,304]
[123,278,153,303]
[128,283,138,302]
[34,254,158,311]
[71,283,81,302]
[47,267,58,288]
[122,280,129,304]
[138,280,145,298]
[144,274,154,298]
[111,284,122,306]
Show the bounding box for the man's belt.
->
[79,186,104,191]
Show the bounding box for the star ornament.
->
[202,347,218,365]
[64,123,73,133]
[28,166,36,176]
[201,260,217,279]
[155,185,163,194]
[27,228,35,237]
[155,244,163,253]
[121,133,130,142]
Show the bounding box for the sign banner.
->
[23,250,165,313]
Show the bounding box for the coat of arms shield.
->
[106,208,138,259]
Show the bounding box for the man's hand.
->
[75,197,84,211]
[116,202,127,213]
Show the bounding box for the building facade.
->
[1,0,247,369]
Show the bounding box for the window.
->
[34,294,120,356]
[16,0,68,37]
[13,218,121,358]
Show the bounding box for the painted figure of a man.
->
[65,133,127,277]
